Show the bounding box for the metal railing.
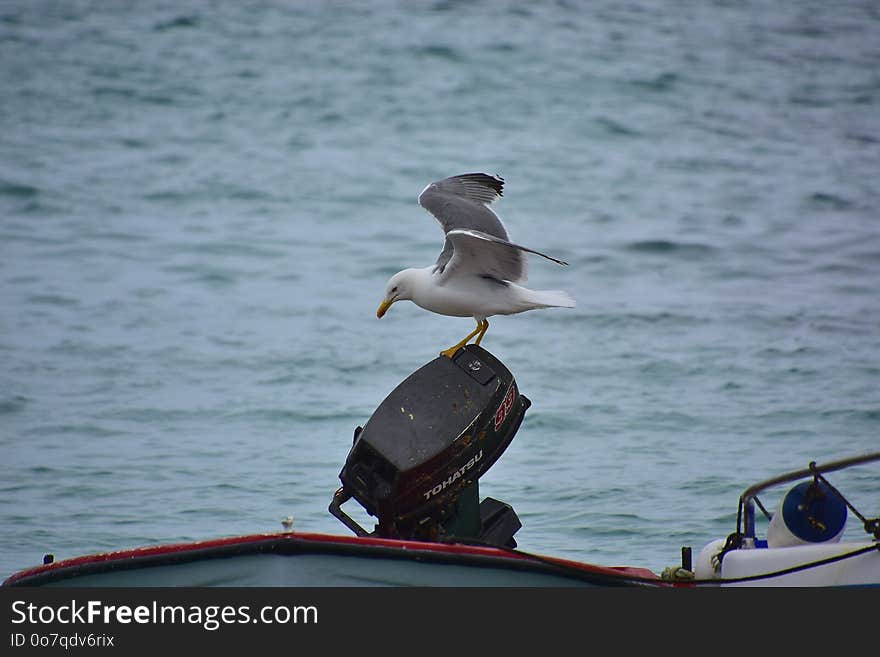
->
[738,451,880,541]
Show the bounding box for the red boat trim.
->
[3,531,663,587]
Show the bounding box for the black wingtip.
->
[461,172,504,197]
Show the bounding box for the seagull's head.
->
[377,269,416,318]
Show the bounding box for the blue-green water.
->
[2,0,879,580]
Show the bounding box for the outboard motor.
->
[329,345,527,548]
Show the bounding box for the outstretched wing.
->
[440,229,568,286]
[418,173,511,274]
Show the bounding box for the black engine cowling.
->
[329,345,527,546]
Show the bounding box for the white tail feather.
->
[523,289,576,309]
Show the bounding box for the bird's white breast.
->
[411,269,516,318]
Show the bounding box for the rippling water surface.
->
[2,0,879,579]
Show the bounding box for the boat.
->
[4,347,878,588]
[2,531,664,588]
[691,451,880,587]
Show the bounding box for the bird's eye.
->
[391,286,398,293]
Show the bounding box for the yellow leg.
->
[474,318,489,345]
[440,320,486,359]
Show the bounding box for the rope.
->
[441,536,880,587]
[692,542,879,586]
[753,495,772,521]
[809,461,880,539]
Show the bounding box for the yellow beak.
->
[377,298,393,318]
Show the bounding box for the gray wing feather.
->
[418,173,509,272]
[440,229,568,286]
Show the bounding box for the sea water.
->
[1,0,878,579]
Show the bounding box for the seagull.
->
[376,173,575,358]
